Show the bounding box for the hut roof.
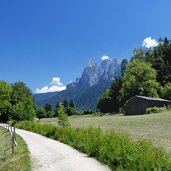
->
[134,95,171,102]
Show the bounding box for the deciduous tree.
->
[44,103,52,113]
[0,81,12,121]
[36,108,46,120]
[118,59,160,106]
[97,88,113,113]
[11,82,35,120]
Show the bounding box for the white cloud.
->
[50,77,63,86]
[35,77,66,94]
[101,55,110,61]
[142,37,158,48]
[36,86,49,94]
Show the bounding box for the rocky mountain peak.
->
[87,59,97,68]
[67,57,122,90]
[101,59,112,71]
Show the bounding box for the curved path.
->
[15,128,110,171]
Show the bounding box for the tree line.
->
[97,37,171,113]
[0,81,77,123]
[36,99,76,119]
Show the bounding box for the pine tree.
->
[69,100,76,109]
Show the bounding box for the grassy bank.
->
[15,121,171,171]
[0,126,31,171]
[40,112,171,153]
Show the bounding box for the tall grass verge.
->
[15,121,171,171]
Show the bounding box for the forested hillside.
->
[34,79,112,110]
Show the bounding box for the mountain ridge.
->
[34,58,122,110]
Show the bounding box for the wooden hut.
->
[125,95,171,115]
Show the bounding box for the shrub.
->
[82,110,95,114]
[15,121,171,170]
[145,106,168,114]
[36,108,46,119]
[46,111,54,118]
[66,107,77,116]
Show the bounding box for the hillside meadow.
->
[39,112,171,153]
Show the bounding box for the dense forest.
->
[97,37,171,113]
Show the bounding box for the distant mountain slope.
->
[34,58,121,110]
[34,79,112,110]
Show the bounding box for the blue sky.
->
[0,0,171,93]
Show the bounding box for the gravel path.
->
[15,128,110,171]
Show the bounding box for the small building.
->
[125,95,171,115]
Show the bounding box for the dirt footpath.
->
[16,128,110,171]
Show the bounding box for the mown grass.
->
[15,121,171,171]
[0,126,31,171]
[40,112,171,153]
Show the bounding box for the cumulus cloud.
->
[36,86,49,94]
[142,37,158,48]
[101,55,110,61]
[35,77,66,94]
[50,77,63,86]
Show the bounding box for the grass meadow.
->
[39,112,171,153]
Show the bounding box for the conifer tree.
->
[57,102,70,127]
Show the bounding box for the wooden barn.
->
[125,95,171,115]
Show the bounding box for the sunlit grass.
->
[40,112,171,153]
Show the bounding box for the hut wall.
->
[125,97,148,115]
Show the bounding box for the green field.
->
[39,112,171,153]
[0,126,31,171]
